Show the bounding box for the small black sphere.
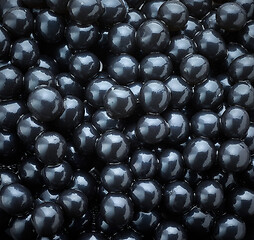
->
[32,202,64,237]
[0,183,33,215]
[125,9,145,29]
[104,85,136,119]
[0,170,19,191]
[244,123,254,153]
[0,27,10,59]
[96,130,130,163]
[164,181,193,213]
[180,54,210,85]
[35,132,66,165]
[136,115,169,144]
[100,193,133,227]
[27,86,64,122]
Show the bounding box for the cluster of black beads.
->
[0,0,254,240]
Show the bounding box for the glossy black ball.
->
[139,53,173,82]
[125,9,145,29]
[0,183,33,215]
[96,130,130,163]
[66,23,98,51]
[136,19,170,53]
[131,180,161,212]
[194,29,227,61]
[239,20,254,52]
[155,221,187,240]
[166,35,195,64]
[36,55,59,75]
[180,16,203,39]
[164,75,192,108]
[54,43,73,70]
[0,130,19,157]
[0,27,11,59]
[69,52,100,83]
[35,132,66,165]
[24,67,55,94]
[218,139,250,172]
[108,23,136,54]
[141,1,163,19]
[228,81,254,109]
[101,164,132,192]
[191,111,220,139]
[42,161,73,190]
[183,207,213,234]
[216,3,247,31]
[107,54,138,85]
[140,80,170,114]
[184,138,216,172]
[32,202,64,237]
[158,149,184,182]
[196,180,224,211]
[55,73,83,100]
[27,86,64,122]
[180,54,210,85]
[86,77,115,108]
[3,7,33,37]
[136,115,169,144]
[221,106,250,139]
[229,188,254,218]
[130,149,158,179]
[58,189,88,218]
[0,170,19,191]
[229,54,254,82]
[68,0,103,25]
[100,193,133,227]
[100,0,127,26]
[11,38,39,70]
[163,110,189,144]
[158,0,189,31]
[213,215,246,240]
[73,122,99,155]
[164,181,193,213]
[244,123,254,153]
[104,86,136,118]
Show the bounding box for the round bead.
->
[130,180,161,212]
[239,21,254,52]
[96,130,130,163]
[158,1,189,31]
[221,106,250,138]
[194,29,227,61]
[54,43,73,70]
[193,77,224,109]
[191,111,220,139]
[155,222,187,240]
[73,123,99,155]
[107,54,138,85]
[36,55,59,75]
[27,86,64,122]
[136,19,170,53]
[136,115,169,144]
[180,54,210,85]
[0,130,19,158]
[184,138,216,172]
[244,123,254,153]
[0,170,19,191]
[139,53,173,82]
[66,23,98,51]
[58,189,88,218]
[180,16,203,39]
[69,52,100,82]
[196,180,224,211]
[0,183,33,215]
[108,23,136,54]
[140,80,170,114]
[35,132,66,165]
[125,9,145,29]
[3,7,33,37]
[218,139,250,172]
[213,215,246,240]
[104,86,136,119]
[235,0,254,19]
[141,1,164,19]
[11,38,39,70]
[101,163,132,192]
[164,181,193,213]
[67,0,103,25]
[32,202,64,237]
[42,161,73,190]
[216,3,247,31]
[158,149,184,182]
[163,110,189,144]
[0,65,23,100]
[100,193,133,227]
[130,149,158,179]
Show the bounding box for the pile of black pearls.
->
[0,0,254,239]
